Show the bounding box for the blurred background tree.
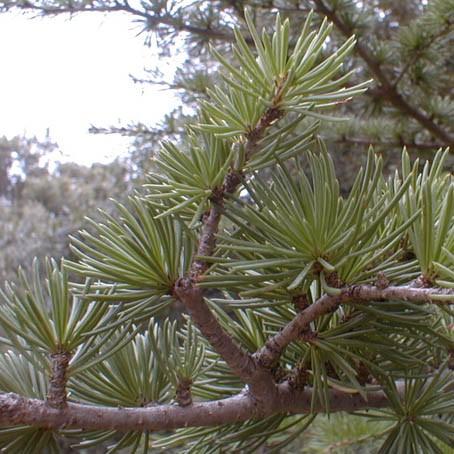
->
[0,134,131,283]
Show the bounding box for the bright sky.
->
[0,11,179,166]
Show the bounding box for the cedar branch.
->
[0,383,407,432]
[175,105,285,399]
[257,285,454,368]
[5,0,242,43]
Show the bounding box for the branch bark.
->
[174,277,269,398]
[0,383,403,432]
[1,280,451,432]
[1,1,452,438]
[257,285,454,368]
[46,351,71,410]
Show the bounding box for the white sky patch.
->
[0,11,179,166]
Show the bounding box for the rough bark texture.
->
[0,384,402,432]
[174,277,265,391]
[47,351,71,409]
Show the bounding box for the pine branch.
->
[174,103,285,403]
[0,333,451,435]
[257,284,454,368]
[0,383,407,432]
[121,0,239,42]
[1,1,302,47]
[312,0,454,145]
[0,7,451,447]
[173,276,270,398]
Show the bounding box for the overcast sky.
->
[0,11,179,166]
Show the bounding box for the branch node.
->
[374,271,390,289]
[176,377,193,407]
[224,170,243,195]
[413,274,433,288]
[299,329,318,343]
[287,365,309,390]
[292,294,309,312]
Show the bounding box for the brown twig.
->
[1,0,452,435]
[175,100,286,405]
[256,285,454,368]
[173,277,269,399]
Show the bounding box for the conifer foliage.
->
[0,9,453,453]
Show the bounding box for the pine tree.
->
[0,8,453,453]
